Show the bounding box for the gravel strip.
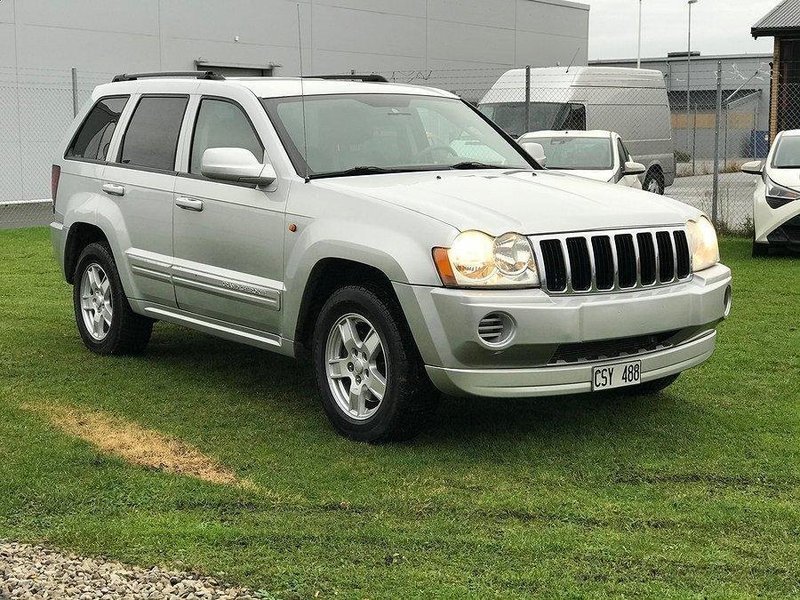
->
[0,541,256,599]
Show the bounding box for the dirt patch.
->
[28,403,251,488]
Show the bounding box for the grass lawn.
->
[0,227,798,599]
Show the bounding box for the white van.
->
[479,67,675,194]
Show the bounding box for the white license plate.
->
[591,360,641,391]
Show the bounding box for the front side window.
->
[66,96,128,161]
[523,136,613,170]
[478,102,587,138]
[262,94,530,178]
[190,98,264,175]
[118,96,188,171]
[616,139,629,166]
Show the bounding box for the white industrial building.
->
[1,0,589,214]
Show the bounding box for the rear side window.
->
[118,96,188,171]
[66,96,128,161]
[190,98,263,175]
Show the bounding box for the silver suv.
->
[51,72,732,442]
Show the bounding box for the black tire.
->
[752,239,769,257]
[312,285,438,443]
[643,170,665,195]
[72,242,153,355]
[624,373,679,395]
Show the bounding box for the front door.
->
[172,97,286,333]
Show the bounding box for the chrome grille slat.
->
[532,227,692,296]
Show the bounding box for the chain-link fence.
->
[0,67,114,229]
[0,63,776,234]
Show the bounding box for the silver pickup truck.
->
[50,72,732,442]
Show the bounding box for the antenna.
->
[297,4,310,183]
[565,47,581,73]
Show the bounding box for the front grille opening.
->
[614,234,637,288]
[566,237,592,291]
[656,231,675,281]
[540,240,567,292]
[674,230,691,278]
[549,330,680,365]
[637,232,657,285]
[591,235,614,290]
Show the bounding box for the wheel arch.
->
[64,222,111,284]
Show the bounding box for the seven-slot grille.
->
[533,228,691,294]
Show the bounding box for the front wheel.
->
[312,285,438,442]
[643,170,665,195]
[624,373,679,395]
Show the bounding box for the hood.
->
[315,169,698,236]
[549,169,615,183]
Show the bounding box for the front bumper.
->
[394,263,731,398]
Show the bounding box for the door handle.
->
[175,196,204,212]
[102,183,125,196]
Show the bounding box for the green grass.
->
[1,228,798,599]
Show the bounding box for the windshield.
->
[478,102,587,138]
[772,136,800,168]
[525,136,613,170]
[261,94,531,178]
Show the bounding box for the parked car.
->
[478,66,675,194]
[742,129,800,256]
[51,72,731,442]
[518,130,645,189]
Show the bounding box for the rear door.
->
[171,93,287,334]
[103,94,189,307]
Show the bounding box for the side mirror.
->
[520,141,546,167]
[741,160,763,175]
[623,161,646,176]
[201,147,276,186]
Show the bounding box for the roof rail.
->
[111,71,225,82]
[302,74,388,83]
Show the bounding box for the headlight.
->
[765,176,800,209]
[433,231,540,288]
[687,217,719,272]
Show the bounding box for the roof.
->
[752,0,800,37]
[520,130,613,139]
[590,53,772,65]
[101,75,457,99]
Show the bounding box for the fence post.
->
[71,67,79,117]
[692,103,697,175]
[524,65,531,133]
[711,60,722,226]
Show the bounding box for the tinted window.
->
[616,139,628,165]
[190,99,263,175]
[119,96,188,170]
[478,102,587,138]
[67,96,128,161]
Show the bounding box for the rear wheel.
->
[73,242,153,355]
[312,285,438,442]
[643,170,665,195]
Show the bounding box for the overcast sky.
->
[588,0,777,60]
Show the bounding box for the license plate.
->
[591,360,641,391]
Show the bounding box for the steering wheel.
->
[414,145,459,163]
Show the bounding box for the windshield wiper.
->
[309,166,395,179]
[448,161,507,170]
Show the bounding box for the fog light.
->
[477,312,515,347]
[723,285,732,318]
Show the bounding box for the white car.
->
[742,129,800,256]
[518,130,645,190]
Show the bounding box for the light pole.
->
[637,0,642,69]
[687,0,698,161]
